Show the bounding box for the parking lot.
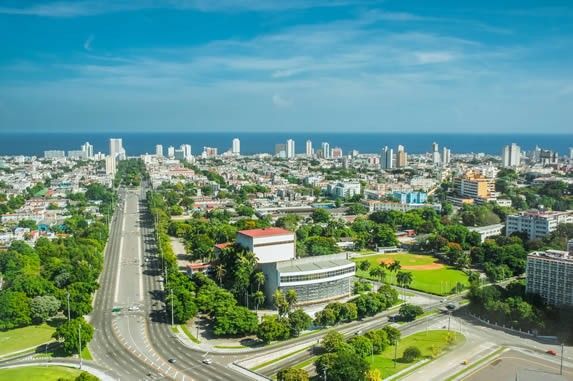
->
[462,349,572,381]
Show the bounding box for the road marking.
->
[137,195,144,302]
[113,197,128,304]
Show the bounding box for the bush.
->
[402,346,422,362]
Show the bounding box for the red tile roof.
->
[238,227,293,238]
[215,243,231,250]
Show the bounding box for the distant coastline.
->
[0,132,571,157]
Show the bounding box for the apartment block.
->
[506,210,573,241]
[526,247,573,307]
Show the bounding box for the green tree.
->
[288,309,312,336]
[319,350,369,381]
[29,295,61,323]
[402,346,422,362]
[253,271,266,292]
[286,289,298,312]
[322,331,350,353]
[312,208,331,223]
[252,291,265,313]
[273,290,289,318]
[52,317,94,356]
[75,372,99,381]
[382,325,401,343]
[17,219,38,230]
[213,306,258,336]
[257,316,290,343]
[373,224,399,247]
[358,260,371,272]
[348,335,372,358]
[365,368,383,381]
[277,368,309,381]
[399,304,423,322]
[0,291,32,329]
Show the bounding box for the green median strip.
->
[81,346,93,360]
[180,324,201,344]
[251,345,313,371]
[214,345,247,349]
[444,346,506,381]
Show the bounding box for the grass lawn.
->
[353,253,469,295]
[0,324,55,357]
[0,366,85,380]
[371,330,465,379]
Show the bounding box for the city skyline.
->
[1,1,573,133]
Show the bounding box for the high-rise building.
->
[180,144,192,159]
[156,144,163,157]
[286,139,295,158]
[442,147,451,166]
[167,146,175,158]
[381,146,393,169]
[232,138,240,156]
[202,147,218,158]
[321,142,330,159]
[569,147,573,160]
[454,172,495,200]
[44,150,65,159]
[81,142,93,159]
[526,246,573,306]
[396,145,408,167]
[331,147,343,158]
[431,142,441,165]
[105,155,116,176]
[306,140,313,157]
[109,138,123,159]
[502,143,521,167]
[275,144,286,158]
[506,210,573,241]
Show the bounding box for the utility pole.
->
[560,343,564,375]
[394,339,398,368]
[448,312,452,331]
[371,341,374,365]
[323,365,328,381]
[66,291,71,321]
[78,324,82,370]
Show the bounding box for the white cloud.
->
[272,94,291,108]
[83,35,94,51]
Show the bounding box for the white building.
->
[109,138,124,159]
[502,143,521,167]
[526,248,573,307]
[167,146,175,158]
[506,210,573,241]
[81,142,93,159]
[329,181,361,199]
[180,144,192,159]
[432,142,441,165]
[44,150,65,159]
[321,142,330,159]
[442,147,451,166]
[236,227,295,264]
[306,140,313,157]
[232,138,240,156]
[468,223,504,242]
[156,144,163,157]
[105,155,116,176]
[286,139,295,159]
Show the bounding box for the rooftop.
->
[277,258,354,273]
[529,250,572,262]
[238,227,294,238]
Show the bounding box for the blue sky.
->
[0,0,572,133]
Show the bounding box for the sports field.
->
[353,253,469,295]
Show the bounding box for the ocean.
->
[0,132,572,157]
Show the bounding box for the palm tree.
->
[286,289,298,312]
[369,267,382,282]
[254,271,266,292]
[388,260,402,285]
[215,264,226,287]
[273,290,288,317]
[396,271,413,301]
[253,291,265,314]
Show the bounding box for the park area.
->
[0,366,84,380]
[0,324,55,357]
[353,253,469,295]
[373,330,465,379]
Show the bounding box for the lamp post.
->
[560,343,564,375]
[448,311,452,331]
[323,365,328,381]
[371,341,374,365]
[66,291,71,321]
[78,324,82,370]
[170,288,174,327]
[394,339,398,368]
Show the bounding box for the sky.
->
[0,0,572,133]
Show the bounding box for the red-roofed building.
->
[237,228,295,264]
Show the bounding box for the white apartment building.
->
[381,146,393,169]
[526,247,573,307]
[232,138,240,155]
[328,181,361,199]
[502,143,521,167]
[505,210,573,241]
[321,142,330,159]
[468,223,504,242]
[286,139,295,159]
[156,144,163,157]
[306,140,313,157]
[109,138,124,159]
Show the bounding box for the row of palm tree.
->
[365,260,403,285]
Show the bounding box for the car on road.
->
[546,349,557,356]
[354,330,363,335]
[202,359,213,365]
[168,358,176,363]
[446,303,456,310]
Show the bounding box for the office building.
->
[286,139,295,159]
[381,146,393,169]
[156,144,163,157]
[232,138,240,156]
[506,210,573,241]
[306,140,313,157]
[44,150,65,159]
[431,142,441,165]
[502,143,521,167]
[81,142,93,159]
[396,145,408,168]
[109,138,124,160]
[261,253,356,306]
[321,142,330,159]
[454,172,495,199]
[329,181,361,198]
[526,246,573,306]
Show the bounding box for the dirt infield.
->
[376,258,444,271]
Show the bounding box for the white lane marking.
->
[137,196,143,302]
[113,194,128,304]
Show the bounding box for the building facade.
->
[232,138,240,156]
[506,210,573,241]
[454,172,495,199]
[329,181,361,199]
[502,143,521,167]
[526,248,573,307]
[236,227,295,264]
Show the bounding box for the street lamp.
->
[78,324,82,370]
[170,288,174,327]
[371,341,374,365]
[322,365,328,381]
[66,291,71,321]
[394,339,398,368]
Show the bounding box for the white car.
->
[202,359,213,365]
